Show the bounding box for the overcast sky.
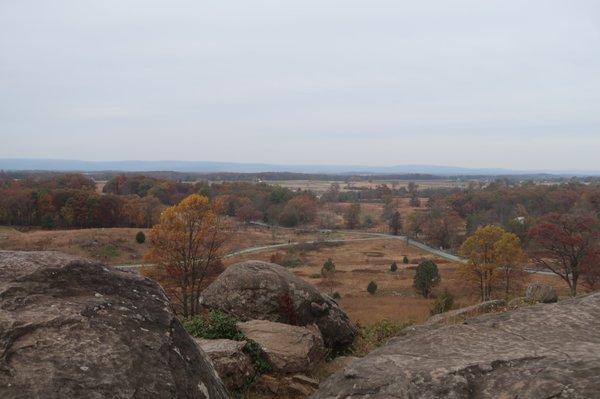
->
[1,0,599,170]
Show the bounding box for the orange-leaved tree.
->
[460,225,524,301]
[145,194,230,317]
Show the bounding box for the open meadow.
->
[224,237,568,325]
[265,179,469,194]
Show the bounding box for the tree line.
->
[0,173,321,229]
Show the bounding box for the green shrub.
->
[183,310,244,340]
[271,248,302,268]
[332,291,341,300]
[367,281,378,295]
[352,319,413,356]
[321,258,336,276]
[244,341,272,374]
[390,262,398,272]
[135,231,146,244]
[402,255,409,264]
[430,290,454,316]
[184,311,273,378]
[100,245,119,259]
[41,214,55,230]
[413,260,440,298]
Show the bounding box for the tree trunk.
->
[181,286,189,318]
[571,274,578,297]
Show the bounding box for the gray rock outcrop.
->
[0,251,228,399]
[313,292,600,398]
[237,319,325,373]
[199,260,357,349]
[525,282,558,303]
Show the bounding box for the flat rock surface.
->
[237,319,325,373]
[0,251,228,399]
[199,260,357,349]
[313,293,600,399]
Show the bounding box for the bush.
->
[41,214,55,230]
[321,258,336,276]
[244,341,272,374]
[184,311,272,377]
[100,245,119,259]
[390,262,398,272]
[413,260,441,298]
[135,231,146,244]
[402,255,409,264]
[270,249,302,268]
[332,291,341,299]
[430,290,454,315]
[367,281,378,295]
[183,310,244,340]
[351,319,413,356]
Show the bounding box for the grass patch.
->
[350,319,413,357]
[100,244,119,259]
[183,310,244,340]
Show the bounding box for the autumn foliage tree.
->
[345,203,361,229]
[146,194,230,317]
[389,211,402,235]
[529,211,600,296]
[278,194,317,227]
[494,231,526,295]
[460,226,524,301]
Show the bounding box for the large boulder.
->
[0,251,228,399]
[236,319,325,373]
[199,260,357,349]
[525,282,558,303]
[195,338,254,390]
[313,292,600,398]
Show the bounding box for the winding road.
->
[113,224,555,276]
[114,226,466,271]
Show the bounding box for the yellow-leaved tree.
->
[460,225,524,301]
[146,194,230,317]
[495,232,526,295]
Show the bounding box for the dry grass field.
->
[225,238,473,325]
[0,224,362,265]
[225,238,569,326]
[0,226,151,265]
[265,179,469,194]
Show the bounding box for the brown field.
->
[225,238,473,325]
[0,224,364,266]
[225,238,569,325]
[265,179,469,193]
[0,226,151,265]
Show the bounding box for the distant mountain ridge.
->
[0,158,598,176]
